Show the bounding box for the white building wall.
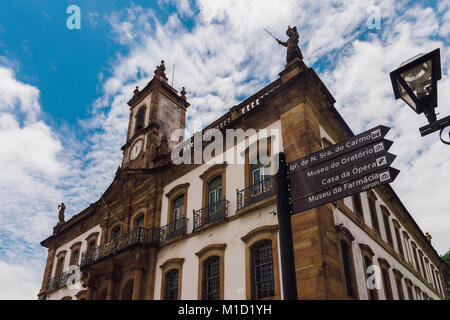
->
[47,224,101,300]
[156,120,283,299]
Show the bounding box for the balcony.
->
[80,227,162,267]
[237,177,275,211]
[161,217,188,242]
[193,199,229,231]
[47,270,86,292]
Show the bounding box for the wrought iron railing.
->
[80,227,162,267]
[47,270,86,292]
[193,199,229,231]
[236,176,275,211]
[161,218,189,242]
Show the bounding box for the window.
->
[121,279,134,300]
[164,269,179,300]
[414,286,422,300]
[203,256,221,300]
[352,194,363,216]
[134,214,144,229]
[418,251,426,279]
[70,249,79,266]
[241,225,280,299]
[393,269,404,300]
[250,155,270,196]
[337,226,358,299]
[55,257,64,276]
[381,206,393,246]
[411,242,420,272]
[135,107,146,133]
[367,193,380,234]
[200,163,227,212]
[378,259,393,300]
[172,195,184,222]
[111,225,121,241]
[69,242,81,266]
[359,243,378,300]
[87,240,96,252]
[393,221,404,258]
[340,241,356,298]
[405,279,414,300]
[208,176,223,206]
[159,258,184,300]
[251,240,275,299]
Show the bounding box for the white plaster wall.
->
[47,224,101,300]
[333,209,442,300]
[156,120,283,299]
[154,204,278,299]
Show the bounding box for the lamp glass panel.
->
[400,59,433,101]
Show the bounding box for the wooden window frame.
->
[392,219,404,259]
[159,258,184,300]
[418,250,426,279]
[241,225,281,300]
[367,191,380,234]
[414,285,422,300]
[131,212,145,229]
[352,193,363,217]
[402,231,411,264]
[85,232,99,250]
[54,250,67,276]
[195,244,226,300]
[378,258,393,300]
[244,137,272,189]
[165,183,190,224]
[336,225,359,299]
[411,241,420,273]
[109,224,122,241]
[380,206,393,246]
[359,243,378,300]
[393,268,405,300]
[199,164,227,208]
[404,278,414,300]
[69,242,82,266]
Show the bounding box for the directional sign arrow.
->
[291,167,400,215]
[290,152,397,198]
[288,125,390,173]
[290,139,393,183]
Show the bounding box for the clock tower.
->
[121,60,189,170]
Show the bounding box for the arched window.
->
[208,176,222,206]
[367,192,380,234]
[208,176,223,217]
[337,226,358,299]
[340,240,357,298]
[135,107,146,133]
[249,154,270,196]
[251,240,275,299]
[134,214,144,229]
[121,279,134,300]
[70,249,79,266]
[378,258,393,300]
[393,269,405,300]
[380,206,393,246]
[87,240,96,253]
[164,269,179,300]
[360,243,378,300]
[202,256,220,300]
[172,195,184,223]
[111,225,121,241]
[55,257,64,276]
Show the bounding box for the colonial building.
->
[38,28,447,300]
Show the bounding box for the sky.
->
[0,0,449,299]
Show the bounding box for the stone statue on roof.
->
[276,26,303,64]
[58,203,65,224]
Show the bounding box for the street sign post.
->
[274,125,399,300]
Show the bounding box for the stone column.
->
[37,246,56,300]
[132,266,143,300]
[280,101,346,299]
[86,275,98,300]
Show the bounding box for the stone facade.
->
[38,53,446,301]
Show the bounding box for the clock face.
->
[129,139,144,161]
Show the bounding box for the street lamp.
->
[390,48,450,144]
